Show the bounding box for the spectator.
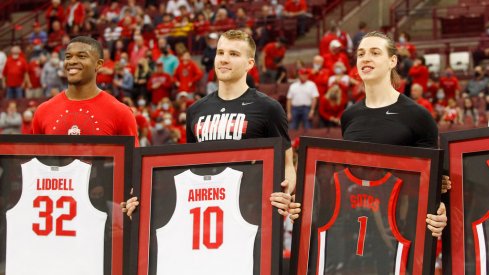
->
[41,52,65,97]
[133,58,152,100]
[29,39,49,60]
[201,33,218,73]
[254,4,276,49]
[0,101,22,134]
[26,56,44,99]
[319,21,353,55]
[101,2,121,23]
[212,8,236,33]
[327,61,351,100]
[65,0,86,33]
[440,98,462,126]
[113,63,134,97]
[47,20,66,51]
[157,39,180,75]
[151,116,173,145]
[120,0,138,18]
[147,61,173,105]
[168,14,193,49]
[308,55,331,98]
[461,97,480,126]
[193,12,211,52]
[286,68,319,130]
[167,0,192,17]
[21,109,34,134]
[152,3,167,26]
[45,0,65,33]
[283,0,309,36]
[323,39,350,72]
[396,31,416,59]
[465,66,489,97]
[408,56,429,93]
[129,34,149,68]
[235,8,253,29]
[29,22,48,45]
[3,46,30,99]
[0,50,6,90]
[173,51,203,93]
[96,48,115,91]
[104,18,123,51]
[411,83,434,116]
[439,67,460,100]
[261,37,287,83]
[155,13,175,40]
[352,21,367,51]
[318,84,347,127]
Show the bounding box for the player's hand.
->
[288,195,301,223]
[426,202,447,237]
[270,190,292,216]
[121,196,139,220]
[441,175,451,194]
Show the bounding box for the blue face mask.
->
[334,68,343,75]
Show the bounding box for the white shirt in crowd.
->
[287,80,319,107]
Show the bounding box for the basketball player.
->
[32,36,139,144]
[289,31,450,236]
[123,30,295,218]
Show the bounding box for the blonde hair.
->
[221,29,256,58]
[360,31,401,89]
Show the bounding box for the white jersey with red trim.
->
[473,210,489,275]
[156,168,258,275]
[6,158,107,275]
[316,168,410,275]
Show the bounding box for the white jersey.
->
[6,158,107,275]
[156,167,258,275]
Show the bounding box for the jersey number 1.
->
[190,206,223,250]
[356,216,368,256]
[32,196,77,237]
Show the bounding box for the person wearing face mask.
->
[286,68,319,130]
[396,31,416,59]
[3,46,30,99]
[308,56,331,98]
[327,61,350,102]
[156,39,179,76]
[465,66,489,98]
[151,116,173,145]
[41,52,65,97]
[323,39,350,73]
[147,61,172,105]
[173,51,203,94]
[438,67,460,100]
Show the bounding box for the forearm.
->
[284,147,296,194]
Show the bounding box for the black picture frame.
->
[130,137,285,275]
[290,137,443,275]
[0,134,134,275]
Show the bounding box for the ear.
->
[390,54,398,69]
[246,57,255,72]
[96,59,104,72]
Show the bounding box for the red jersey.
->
[65,1,85,26]
[323,52,350,73]
[263,42,286,70]
[96,59,115,85]
[193,20,211,36]
[173,60,203,93]
[155,22,174,37]
[147,72,173,105]
[439,76,460,100]
[409,65,429,92]
[32,91,139,146]
[284,0,307,13]
[309,68,331,97]
[3,56,28,87]
[28,60,42,89]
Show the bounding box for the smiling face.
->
[214,36,254,83]
[64,42,103,86]
[356,36,397,85]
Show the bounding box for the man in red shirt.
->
[411,83,435,117]
[439,67,460,100]
[173,51,203,94]
[283,0,308,36]
[65,0,85,33]
[45,0,65,33]
[308,55,331,98]
[96,48,115,91]
[319,22,353,56]
[261,37,287,83]
[147,61,172,105]
[2,46,30,99]
[47,20,66,51]
[408,56,429,93]
[155,13,175,40]
[32,36,139,145]
[26,56,43,99]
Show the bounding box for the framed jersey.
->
[441,128,489,275]
[130,138,284,275]
[289,137,443,275]
[0,135,134,275]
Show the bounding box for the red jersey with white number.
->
[6,158,107,275]
[156,168,258,275]
[316,168,410,275]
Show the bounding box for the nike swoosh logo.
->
[386,111,398,115]
[242,102,254,106]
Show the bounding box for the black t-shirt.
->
[186,88,291,148]
[341,93,438,148]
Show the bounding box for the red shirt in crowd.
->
[309,67,331,98]
[262,42,286,70]
[439,75,460,100]
[27,60,42,89]
[65,1,85,27]
[319,31,350,56]
[409,64,429,92]
[173,60,203,93]
[212,18,236,33]
[47,29,66,49]
[155,22,175,38]
[3,56,29,87]
[318,94,347,122]
[284,0,307,13]
[96,59,115,85]
[194,20,211,36]
[45,5,65,26]
[416,97,434,115]
[323,52,350,73]
[32,91,139,146]
[147,72,173,105]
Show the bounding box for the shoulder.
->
[36,92,65,112]
[253,89,285,113]
[187,92,214,114]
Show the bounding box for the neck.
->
[364,77,399,108]
[66,81,101,100]
[217,76,249,100]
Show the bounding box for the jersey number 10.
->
[190,206,223,250]
[32,195,77,237]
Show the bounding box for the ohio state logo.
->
[68,125,81,135]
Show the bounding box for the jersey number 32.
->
[32,195,77,237]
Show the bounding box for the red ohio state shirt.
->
[32,91,139,145]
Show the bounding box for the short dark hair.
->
[68,36,103,59]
